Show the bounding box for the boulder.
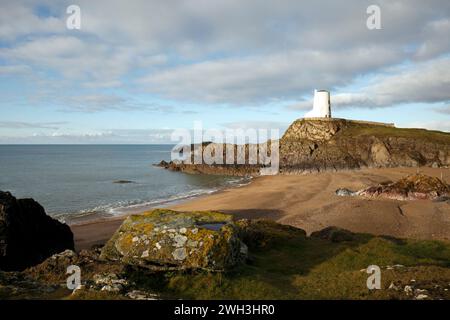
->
[335,188,355,197]
[0,191,74,271]
[100,209,245,271]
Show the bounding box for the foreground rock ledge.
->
[100,209,246,271]
[0,191,74,271]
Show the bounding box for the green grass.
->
[337,124,450,143]
[124,221,450,300]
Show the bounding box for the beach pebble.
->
[335,188,355,197]
[404,285,413,294]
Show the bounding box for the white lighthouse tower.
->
[305,89,331,118]
[312,89,331,118]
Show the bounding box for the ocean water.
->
[0,145,248,223]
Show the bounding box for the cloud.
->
[139,47,401,104]
[2,0,450,107]
[0,121,67,130]
[434,105,450,114]
[415,19,450,60]
[1,0,450,141]
[0,65,31,75]
[0,128,176,144]
[0,1,64,41]
[57,94,177,113]
[401,120,450,132]
[221,121,289,131]
[287,57,450,111]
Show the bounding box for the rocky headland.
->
[158,118,450,176]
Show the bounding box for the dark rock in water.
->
[113,180,135,184]
[335,188,355,197]
[101,209,246,272]
[0,191,74,271]
[155,160,170,168]
[310,226,354,243]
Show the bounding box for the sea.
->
[0,145,249,224]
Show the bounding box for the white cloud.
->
[288,57,450,111]
[1,0,450,140]
[0,121,67,130]
[401,120,450,132]
[2,0,450,108]
[139,47,401,104]
[0,2,64,41]
[0,128,176,144]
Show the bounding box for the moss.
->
[5,217,450,300]
[125,221,450,300]
[101,209,241,271]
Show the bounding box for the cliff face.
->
[280,119,450,173]
[159,118,450,176]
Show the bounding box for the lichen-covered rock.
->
[93,273,128,293]
[100,209,245,271]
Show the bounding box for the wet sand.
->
[72,167,450,250]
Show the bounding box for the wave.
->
[55,176,251,224]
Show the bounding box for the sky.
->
[0,0,449,144]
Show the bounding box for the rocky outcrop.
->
[0,191,74,271]
[279,119,450,173]
[100,209,246,271]
[156,160,260,176]
[356,174,450,201]
[158,118,450,176]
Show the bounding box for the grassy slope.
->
[4,217,450,300]
[337,123,450,144]
[126,221,450,300]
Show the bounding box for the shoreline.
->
[66,175,252,225]
[70,177,254,250]
[72,167,450,251]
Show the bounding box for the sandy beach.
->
[72,167,450,250]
